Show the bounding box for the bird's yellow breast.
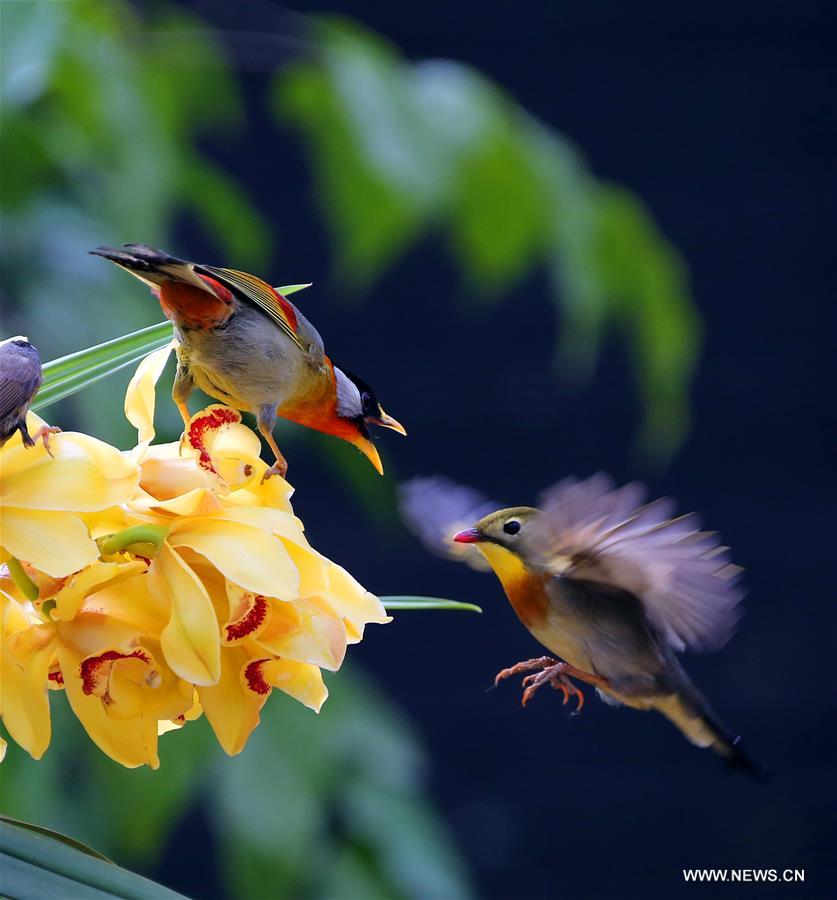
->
[477,543,550,628]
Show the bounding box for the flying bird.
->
[400,474,764,776]
[0,336,59,452]
[91,244,405,478]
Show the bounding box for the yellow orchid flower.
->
[0,344,391,767]
[0,416,139,577]
[1,562,194,768]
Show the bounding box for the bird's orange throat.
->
[477,544,550,628]
[280,389,383,475]
[159,278,234,329]
[278,366,345,435]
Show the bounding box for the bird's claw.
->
[261,460,288,484]
[549,674,586,714]
[494,656,558,687]
[28,425,61,457]
[520,665,585,713]
[495,657,589,714]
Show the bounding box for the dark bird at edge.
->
[0,336,59,453]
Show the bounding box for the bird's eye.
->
[361,392,374,414]
[503,520,521,535]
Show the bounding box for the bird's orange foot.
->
[521,664,586,713]
[494,656,560,687]
[494,656,609,715]
[261,458,288,484]
[27,425,61,457]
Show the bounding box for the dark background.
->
[178,2,834,897]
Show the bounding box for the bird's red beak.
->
[453,528,482,544]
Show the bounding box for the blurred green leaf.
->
[382,596,482,613]
[0,816,185,900]
[277,49,425,288]
[593,185,699,454]
[341,781,472,900]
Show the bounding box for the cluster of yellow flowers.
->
[0,345,390,768]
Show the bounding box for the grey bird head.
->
[451,506,543,565]
[1,335,37,353]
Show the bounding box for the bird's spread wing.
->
[0,347,41,421]
[533,474,743,652]
[199,265,305,352]
[399,476,499,571]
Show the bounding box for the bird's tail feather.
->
[90,244,210,292]
[655,690,769,781]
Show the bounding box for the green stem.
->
[7,558,39,602]
[98,525,169,557]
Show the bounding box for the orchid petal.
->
[1,508,99,577]
[1,592,52,759]
[225,473,294,513]
[149,543,221,686]
[52,560,148,622]
[138,448,213,499]
[74,574,168,636]
[134,487,224,518]
[243,658,328,713]
[324,563,391,641]
[256,602,346,672]
[125,342,174,452]
[169,519,300,600]
[1,430,139,511]
[197,646,265,755]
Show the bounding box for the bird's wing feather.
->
[199,265,305,352]
[0,348,41,420]
[533,475,743,652]
[398,476,499,571]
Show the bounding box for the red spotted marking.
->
[174,714,186,725]
[48,669,64,687]
[187,406,241,472]
[80,648,153,700]
[243,659,272,696]
[225,595,269,643]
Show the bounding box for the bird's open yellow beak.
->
[368,408,407,436]
[355,436,384,476]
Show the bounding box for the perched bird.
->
[400,474,765,777]
[91,244,405,477]
[0,336,59,452]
